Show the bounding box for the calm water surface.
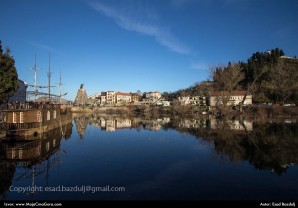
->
[1,114,298,200]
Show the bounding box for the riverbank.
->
[70,105,298,119]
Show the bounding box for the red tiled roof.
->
[116,92,131,96]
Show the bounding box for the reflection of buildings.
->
[75,115,172,135]
[210,122,298,175]
[143,118,171,131]
[176,117,253,131]
[98,118,132,132]
[210,118,253,131]
[105,119,116,131]
[116,119,131,129]
[178,119,207,128]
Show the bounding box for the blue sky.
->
[1,0,297,100]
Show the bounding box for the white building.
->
[145,91,161,100]
[178,96,191,105]
[209,91,252,107]
[89,93,101,100]
[156,100,171,106]
[115,92,132,103]
[106,91,116,104]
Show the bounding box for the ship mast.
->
[27,55,41,100]
[58,70,63,104]
[48,53,51,101]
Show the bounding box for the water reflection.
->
[0,123,72,197]
[73,113,298,175]
[1,114,297,200]
[73,113,171,134]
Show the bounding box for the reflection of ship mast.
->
[14,152,60,181]
[27,166,35,195]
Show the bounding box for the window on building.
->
[53,110,56,119]
[11,149,16,159]
[37,111,42,122]
[20,112,24,123]
[47,111,51,121]
[13,112,16,123]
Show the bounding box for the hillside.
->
[168,49,298,104]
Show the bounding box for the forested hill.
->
[168,48,298,104]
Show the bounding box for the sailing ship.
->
[1,55,72,140]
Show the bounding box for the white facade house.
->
[156,100,171,106]
[178,96,206,106]
[115,92,132,103]
[178,96,191,105]
[145,92,161,100]
[209,91,252,107]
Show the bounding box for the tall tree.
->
[270,61,298,104]
[0,40,19,104]
[211,63,245,107]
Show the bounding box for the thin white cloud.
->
[89,1,190,55]
[27,41,64,56]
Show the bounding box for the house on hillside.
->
[106,91,116,104]
[115,92,131,103]
[178,96,206,106]
[208,91,252,107]
[131,93,142,103]
[142,91,161,105]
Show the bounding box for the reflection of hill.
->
[71,113,298,175]
[171,119,298,175]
